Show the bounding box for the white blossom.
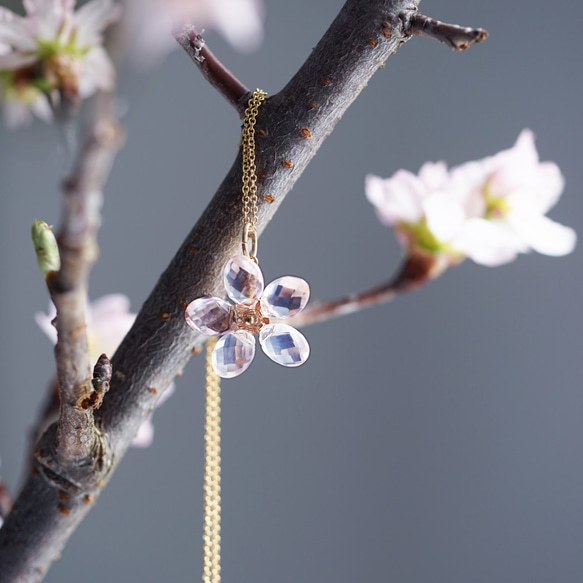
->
[0,0,118,128]
[125,0,264,65]
[366,130,576,266]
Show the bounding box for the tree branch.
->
[407,13,488,51]
[43,99,122,469]
[173,25,250,116]
[0,1,487,579]
[291,252,444,328]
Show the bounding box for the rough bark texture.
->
[0,0,487,579]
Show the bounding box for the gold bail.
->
[242,222,258,262]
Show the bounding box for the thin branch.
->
[292,252,444,328]
[407,13,488,52]
[0,1,488,579]
[41,94,123,476]
[173,25,250,115]
[0,477,12,521]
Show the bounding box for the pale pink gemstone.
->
[259,323,310,367]
[261,276,310,319]
[185,297,232,336]
[212,331,256,378]
[223,255,264,305]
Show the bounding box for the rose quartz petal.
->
[212,331,255,378]
[185,297,232,336]
[223,254,264,305]
[261,276,310,319]
[259,324,310,367]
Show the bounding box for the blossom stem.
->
[407,13,488,52]
[291,253,441,328]
[173,25,250,116]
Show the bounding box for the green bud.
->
[31,220,60,279]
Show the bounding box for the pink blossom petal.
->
[131,417,154,448]
[35,305,58,344]
[365,172,424,225]
[0,9,37,51]
[0,52,38,69]
[89,293,132,319]
[30,93,53,123]
[506,212,577,257]
[75,0,119,47]
[423,193,466,243]
[508,161,564,216]
[212,0,264,52]
[453,218,524,266]
[418,161,449,190]
[78,45,115,96]
[24,0,74,40]
[488,130,540,197]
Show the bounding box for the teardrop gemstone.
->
[212,331,256,378]
[261,276,310,319]
[185,297,232,335]
[259,324,310,367]
[224,255,264,305]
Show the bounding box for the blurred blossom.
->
[366,130,576,266]
[126,0,264,65]
[0,0,118,128]
[35,294,174,448]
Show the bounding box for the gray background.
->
[1,0,582,581]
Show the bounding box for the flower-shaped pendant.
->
[185,255,310,378]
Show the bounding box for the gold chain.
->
[202,90,266,583]
[203,336,221,583]
[241,89,267,260]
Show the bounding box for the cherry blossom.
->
[185,255,310,378]
[366,130,576,266]
[0,0,118,128]
[126,0,264,65]
[35,294,174,448]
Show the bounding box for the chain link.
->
[203,336,221,583]
[241,89,267,259]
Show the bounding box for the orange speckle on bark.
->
[262,194,274,203]
[320,76,331,86]
[160,312,170,321]
[148,387,158,394]
[57,504,70,515]
[282,160,293,169]
[367,37,378,47]
[309,100,318,109]
[58,491,70,501]
[83,495,93,504]
[300,128,312,138]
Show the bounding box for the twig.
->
[292,253,443,328]
[0,1,487,579]
[41,95,122,477]
[173,25,250,116]
[407,13,488,52]
[0,476,12,521]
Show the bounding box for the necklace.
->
[185,89,312,582]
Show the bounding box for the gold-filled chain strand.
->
[203,336,221,583]
[202,89,266,583]
[241,89,267,260]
